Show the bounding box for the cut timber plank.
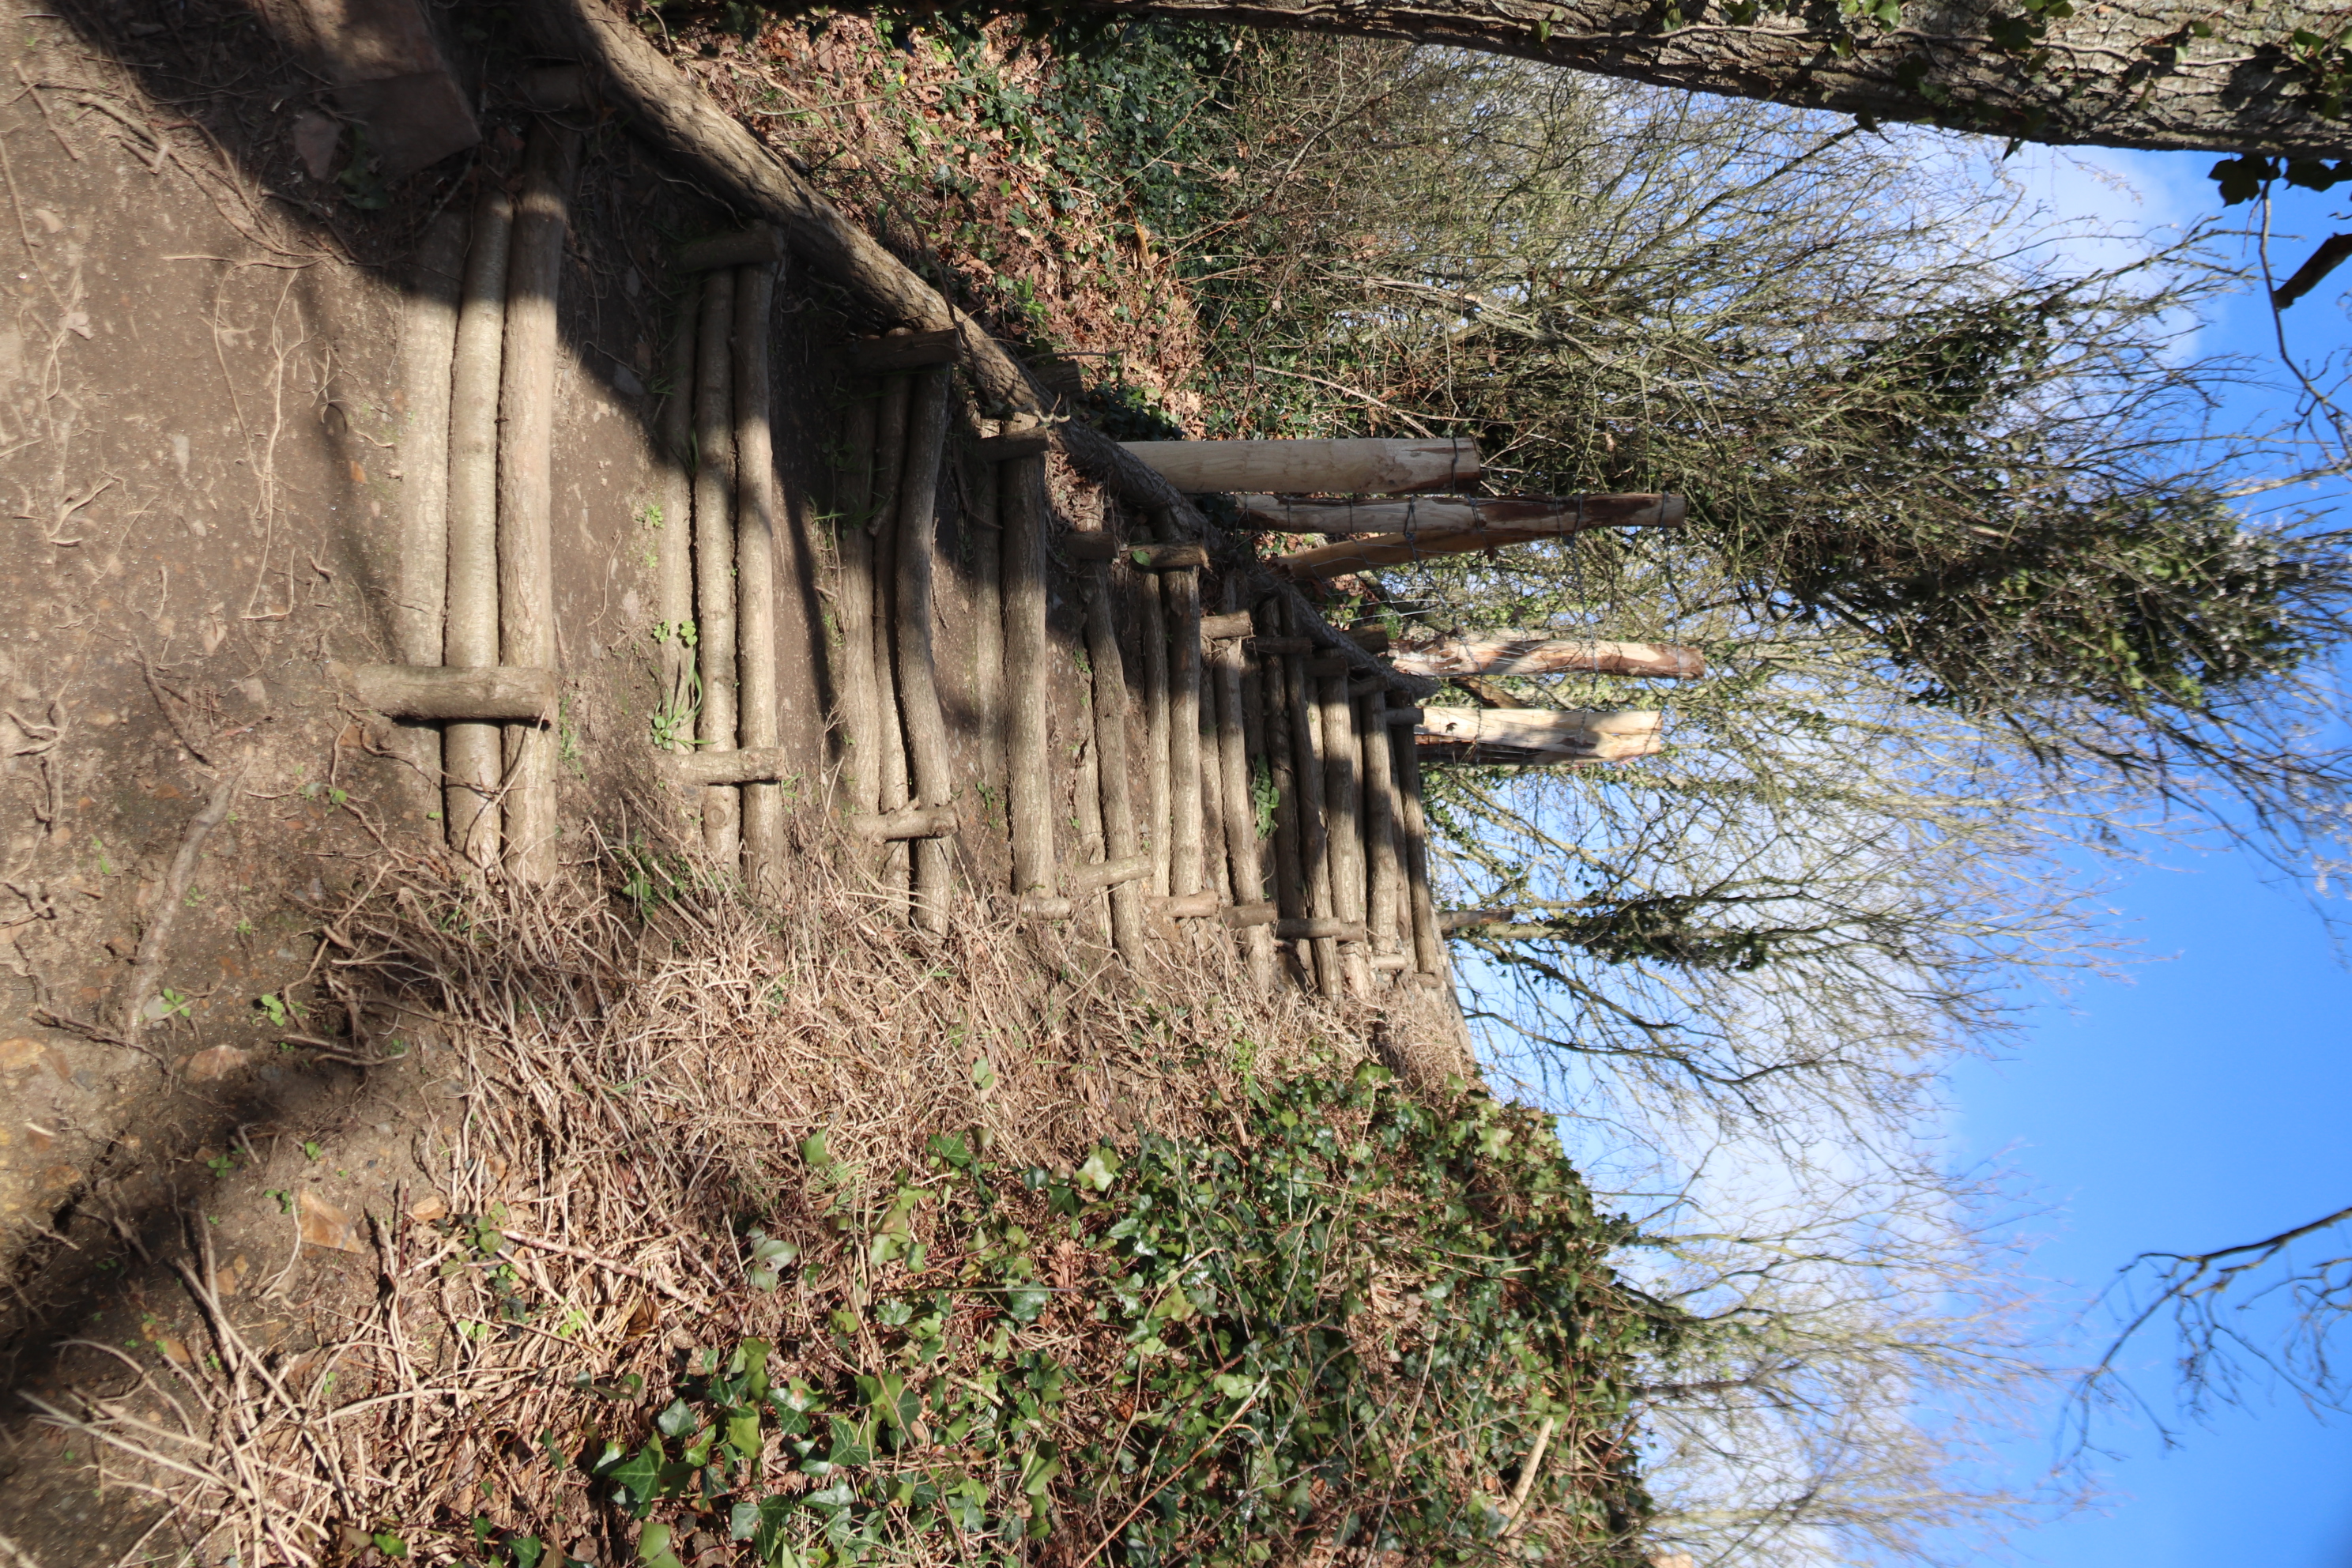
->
[349,664,556,722]
[896,364,956,931]
[662,747,791,787]
[692,267,741,863]
[734,260,784,895]
[849,328,960,373]
[1119,438,1478,496]
[1002,454,1057,899]
[1236,493,1683,533]
[443,187,511,870]
[1393,632,1705,680]
[1416,707,1664,762]
[677,224,783,271]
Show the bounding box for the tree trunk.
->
[1060,0,2352,160]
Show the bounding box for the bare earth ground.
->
[0,6,1224,1559]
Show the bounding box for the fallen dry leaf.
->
[298,1190,367,1253]
[185,1046,251,1083]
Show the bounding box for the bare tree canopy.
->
[1057,0,2352,161]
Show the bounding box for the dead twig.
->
[120,751,251,1038]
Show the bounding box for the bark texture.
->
[1070,0,2352,160]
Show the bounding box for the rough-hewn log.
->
[1081,554,1147,955]
[1237,493,1680,534]
[1249,636,1314,656]
[1223,900,1279,929]
[1362,685,1407,974]
[850,328,960,372]
[850,806,959,842]
[1386,705,1425,726]
[734,260,784,893]
[1252,597,1306,986]
[677,224,784,272]
[1065,854,1152,895]
[1154,891,1223,920]
[1346,625,1391,654]
[349,664,556,722]
[1120,438,1478,496]
[870,364,914,909]
[1128,542,1211,572]
[1282,600,1340,997]
[1167,564,1205,901]
[1275,917,1370,943]
[1002,455,1057,899]
[897,364,956,930]
[443,187,511,869]
[1046,0,2352,164]
[832,378,882,809]
[390,205,466,824]
[395,209,465,670]
[496,124,580,886]
[658,278,699,755]
[692,266,741,864]
[661,747,792,788]
[1215,580,1275,989]
[1200,611,1253,642]
[967,439,1007,791]
[1274,496,1684,579]
[1393,633,1706,680]
[1321,673,1373,995]
[1138,526,1173,898]
[976,430,1054,462]
[519,0,1440,714]
[1065,533,1122,564]
[1417,707,1664,762]
[1396,729,1448,985]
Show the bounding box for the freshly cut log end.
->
[849,327,960,372]
[677,224,785,272]
[849,806,959,842]
[1120,438,1479,496]
[346,663,556,722]
[658,746,793,788]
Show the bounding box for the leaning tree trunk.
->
[1060,0,2352,160]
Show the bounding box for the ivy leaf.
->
[1074,1147,1120,1192]
[635,1521,685,1568]
[654,1398,698,1439]
[606,1438,664,1515]
[1005,1281,1050,1322]
[2210,155,2273,205]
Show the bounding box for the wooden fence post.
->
[692,266,739,864]
[734,259,783,895]
[1003,453,1057,902]
[443,187,512,869]
[896,364,956,930]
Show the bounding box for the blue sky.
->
[1939,150,2352,1567]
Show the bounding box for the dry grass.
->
[31,809,1432,1566]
